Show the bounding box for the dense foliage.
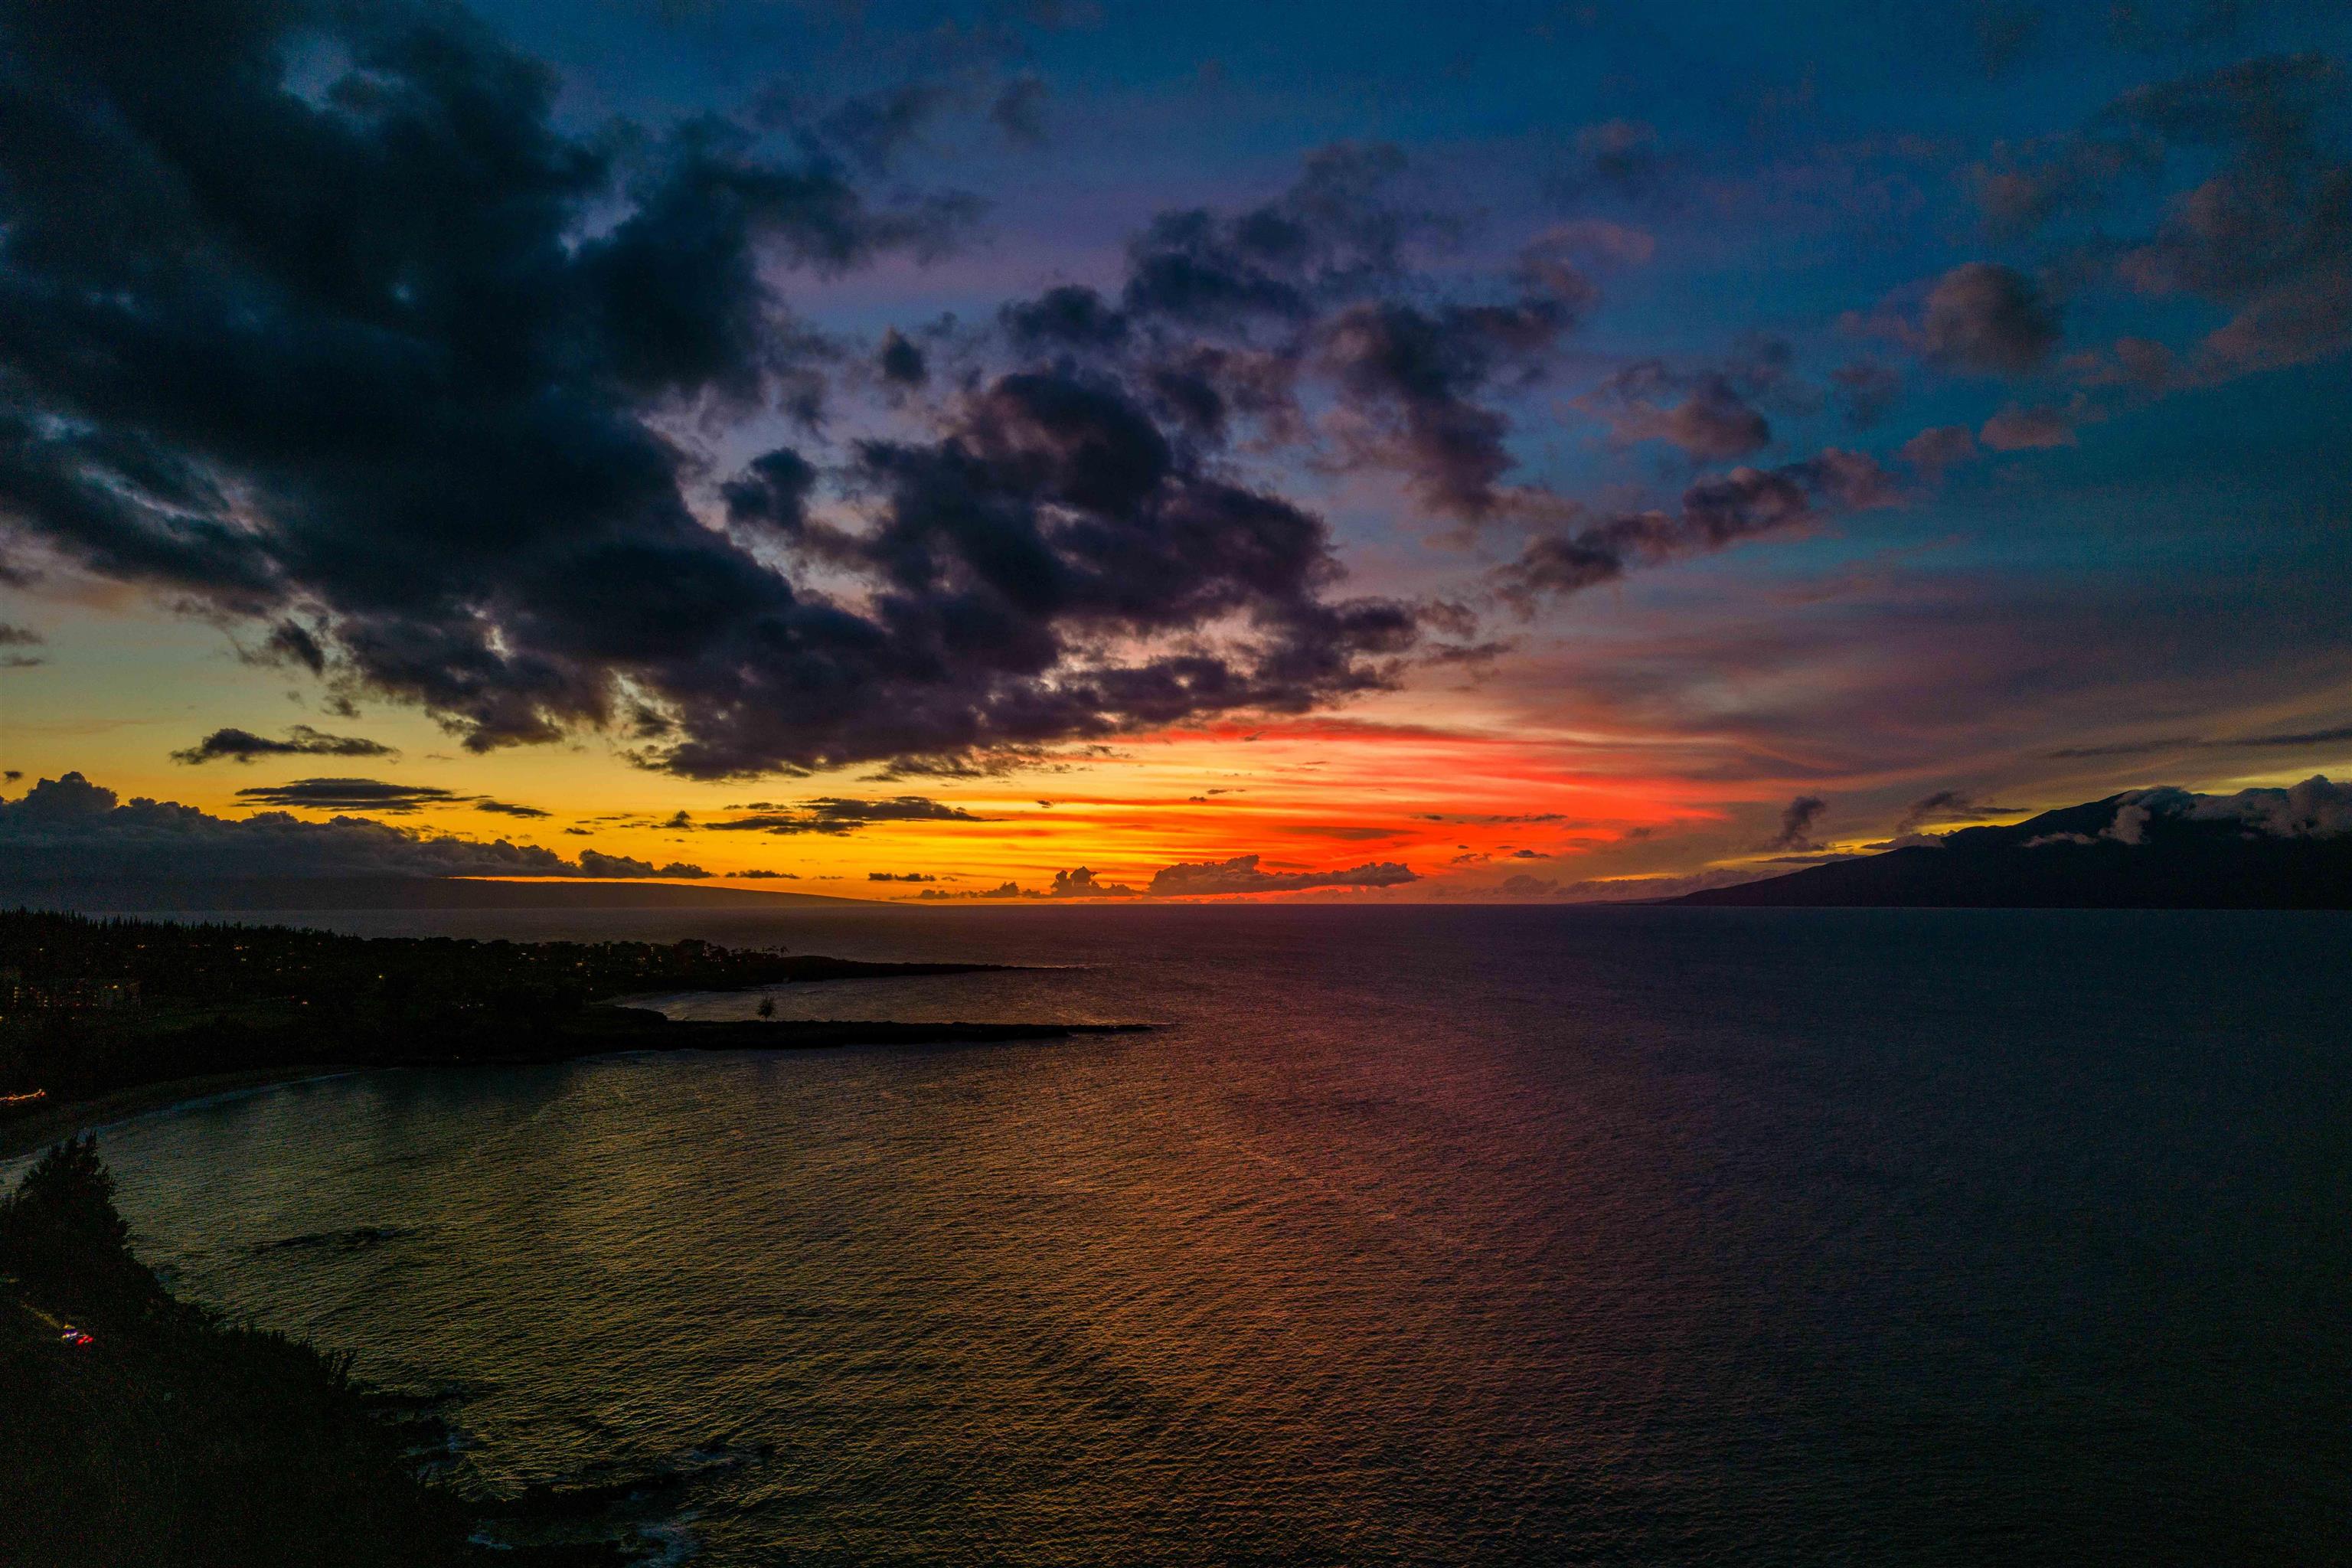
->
[0,1139,504,1566]
[0,912,996,1108]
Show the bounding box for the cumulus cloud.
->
[0,772,707,880]
[1583,365,1773,462]
[1830,361,1903,427]
[1494,452,1896,607]
[2197,777,2352,836]
[916,852,1416,899]
[172,725,397,765]
[876,328,929,388]
[1896,263,2065,374]
[577,850,709,879]
[2172,776,2352,837]
[1318,292,1585,519]
[2072,778,2352,844]
[1763,795,1829,852]
[704,795,991,834]
[1971,53,2352,382]
[917,880,1025,900]
[232,778,465,813]
[1978,403,2081,450]
[0,621,44,668]
[982,145,1603,531]
[1897,424,1981,475]
[1145,853,1415,896]
[1047,866,1138,897]
[0,1,1432,783]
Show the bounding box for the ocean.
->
[46,906,2352,1565]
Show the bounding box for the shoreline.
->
[0,1063,365,1164]
[0,1016,1151,1165]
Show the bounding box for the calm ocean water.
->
[49,906,2352,1564]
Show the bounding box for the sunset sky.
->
[1,0,2347,900]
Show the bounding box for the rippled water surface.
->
[61,906,2352,1564]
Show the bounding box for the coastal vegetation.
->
[0,1138,633,1566]
[0,911,1135,1142]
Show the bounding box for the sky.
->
[0,0,2347,900]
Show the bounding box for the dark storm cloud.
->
[985,146,1606,529]
[1001,286,1132,351]
[231,778,465,813]
[0,0,1428,782]
[1118,142,1439,328]
[651,366,1423,779]
[1763,795,1829,852]
[1494,452,1894,607]
[0,771,704,878]
[877,328,929,388]
[1146,854,1416,896]
[808,82,956,173]
[1318,294,1583,518]
[720,449,819,535]
[171,724,397,765]
[704,795,991,833]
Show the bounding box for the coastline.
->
[0,1016,1150,1165]
[0,1063,363,1165]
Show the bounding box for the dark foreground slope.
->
[1679,792,2352,908]
[0,1140,611,1568]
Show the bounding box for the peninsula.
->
[0,911,1140,1154]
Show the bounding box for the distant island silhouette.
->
[1678,786,2352,908]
